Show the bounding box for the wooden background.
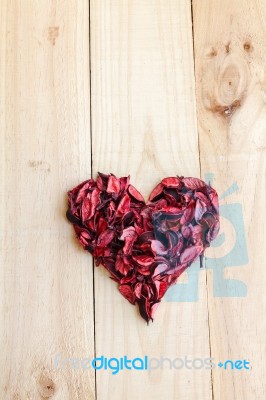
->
[1,1,266,399]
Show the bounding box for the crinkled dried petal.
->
[132,255,154,267]
[107,174,121,194]
[182,177,206,190]
[153,263,170,277]
[128,184,145,202]
[119,285,135,304]
[180,245,203,264]
[116,193,130,216]
[115,257,132,275]
[81,197,91,223]
[195,199,208,223]
[148,183,164,201]
[97,229,115,248]
[161,177,181,188]
[151,240,168,256]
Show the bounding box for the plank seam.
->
[89,0,97,398]
[190,0,201,178]
[206,272,215,400]
[191,2,213,399]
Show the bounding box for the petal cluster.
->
[67,173,219,323]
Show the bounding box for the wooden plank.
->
[0,1,95,398]
[193,0,266,399]
[91,1,212,399]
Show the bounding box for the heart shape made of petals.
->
[66,173,220,323]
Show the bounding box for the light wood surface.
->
[91,1,211,399]
[193,0,266,399]
[1,0,265,399]
[0,1,95,399]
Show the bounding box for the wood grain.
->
[193,0,266,399]
[91,1,211,399]
[1,0,265,399]
[0,1,95,399]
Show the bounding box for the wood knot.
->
[208,47,217,57]
[48,27,59,46]
[225,41,231,53]
[38,374,56,398]
[202,44,249,119]
[212,99,241,117]
[243,41,253,52]
[220,64,242,103]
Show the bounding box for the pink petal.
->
[89,188,101,219]
[75,181,93,204]
[74,225,91,248]
[107,175,121,193]
[119,226,137,240]
[119,227,138,255]
[195,199,207,222]
[180,201,195,225]
[208,188,219,213]
[181,225,191,239]
[153,263,169,277]
[182,177,206,190]
[150,302,160,319]
[81,197,91,222]
[180,245,203,264]
[134,282,143,299]
[151,240,168,256]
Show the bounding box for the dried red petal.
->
[154,281,168,299]
[195,199,207,222]
[180,201,195,225]
[116,193,130,216]
[107,175,121,193]
[73,225,91,248]
[132,255,154,267]
[182,177,206,190]
[96,175,104,191]
[119,227,138,255]
[119,285,135,304]
[208,187,219,214]
[89,188,101,219]
[81,197,91,222]
[134,282,143,299]
[150,302,160,319]
[181,224,191,239]
[161,177,181,188]
[97,230,115,248]
[148,183,164,201]
[138,298,151,323]
[128,184,145,202]
[115,257,132,275]
[180,245,203,264]
[74,180,94,204]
